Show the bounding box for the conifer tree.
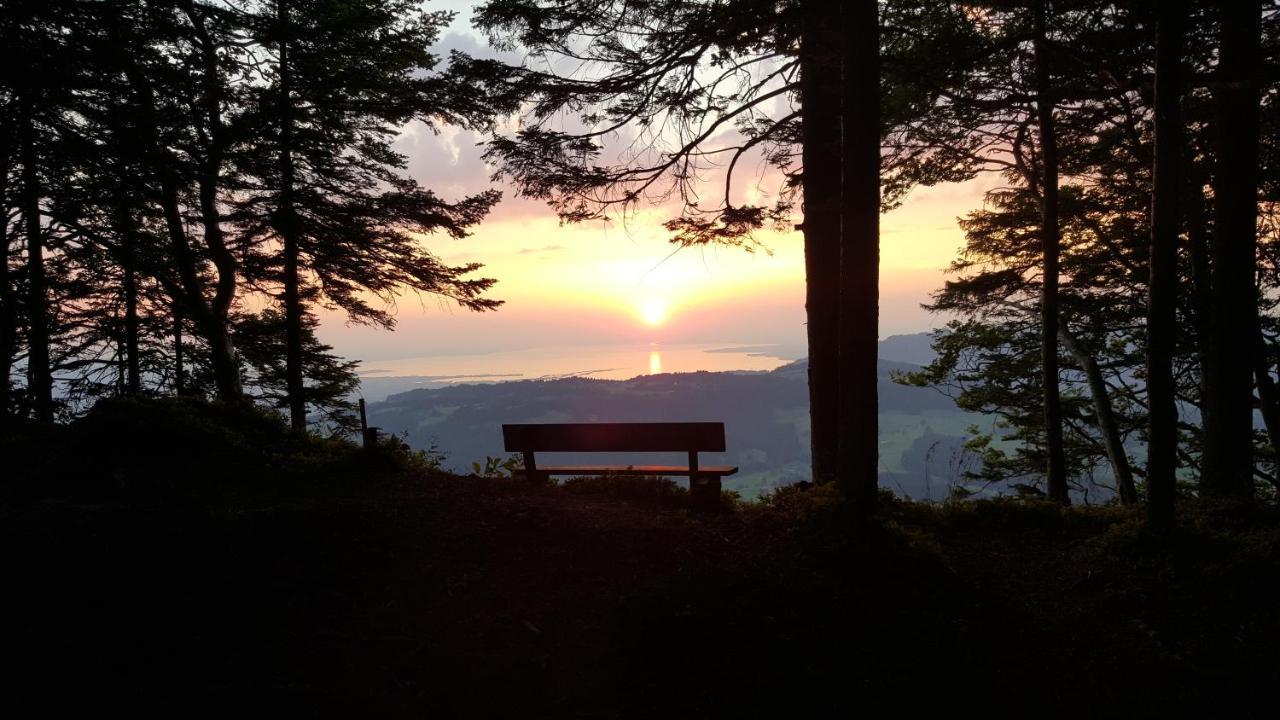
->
[246,0,509,430]
[1202,0,1262,499]
[1032,0,1069,504]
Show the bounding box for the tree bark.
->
[183,1,242,401]
[1185,174,1213,481]
[1255,332,1280,469]
[112,3,243,401]
[1203,0,1260,499]
[141,89,241,401]
[116,198,141,395]
[173,302,185,395]
[837,0,880,513]
[1033,0,1068,503]
[800,0,842,485]
[19,93,53,423]
[1146,0,1185,529]
[1059,323,1137,504]
[0,121,16,418]
[278,0,306,431]
[147,100,242,402]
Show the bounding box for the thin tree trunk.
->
[1203,0,1260,499]
[203,321,241,400]
[122,267,140,394]
[1254,332,1280,464]
[149,108,240,401]
[0,122,16,418]
[116,322,126,394]
[1033,0,1068,504]
[180,0,242,401]
[1146,0,1185,529]
[837,0,880,513]
[1059,324,1137,504]
[1185,175,1213,480]
[278,0,306,431]
[115,197,142,395]
[800,0,842,485]
[114,4,242,401]
[155,133,241,401]
[173,302,185,395]
[19,93,53,423]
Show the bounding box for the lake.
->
[355,343,800,401]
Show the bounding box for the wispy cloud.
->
[516,244,565,255]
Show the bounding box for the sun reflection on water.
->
[648,350,662,375]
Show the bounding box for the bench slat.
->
[503,422,726,452]
[532,464,738,477]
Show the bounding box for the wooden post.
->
[358,398,379,449]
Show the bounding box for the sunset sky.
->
[316,3,998,366]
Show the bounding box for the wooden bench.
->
[501,422,738,508]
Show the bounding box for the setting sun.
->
[637,297,669,327]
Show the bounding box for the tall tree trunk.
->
[122,267,140,394]
[115,3,242,401]
[1146,0,1185,529]
[799,0,842,485]
[0,122,16,418]
[19,94,53,423]
[1185,174,1213,480]
[202,320,241,400]
[177,0,242,401]
[1059,324,1137,504]
[837,0,880,513]
[115,322,126,394]
[278,0,306,432]
[1203,0,1260,499]
[155,147,241,401]
[115,198,142,395]
[1033,0,1068,504]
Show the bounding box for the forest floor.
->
[3,399,1279,717]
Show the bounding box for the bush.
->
[5,396,425,498]
[559,474,689,504]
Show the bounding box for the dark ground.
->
[3,400,1279,717]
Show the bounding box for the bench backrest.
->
[502,422,726,453]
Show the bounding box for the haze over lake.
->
[354,342,804,400]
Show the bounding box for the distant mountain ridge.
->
[877,333,939,367]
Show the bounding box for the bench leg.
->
[689,475,721,510]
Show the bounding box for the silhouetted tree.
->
[2,0,69,422]
[242,0,508,431]
[474,0,900,496]
[800,0,842,485]
[234,308,361,434]
[1032,0,1068,504]
[1146,0,1186,528]
[838,0,881,511]
[98,0,248,401]
[0,109,17,418]
[1202,0,1262,499]
[895,1,1161,500]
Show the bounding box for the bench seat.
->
[502,421,735,509]
[531,464,738,477]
